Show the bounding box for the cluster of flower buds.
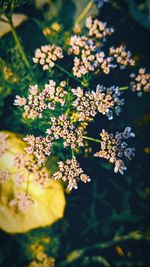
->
[14,84,46,119]
[0,132,9,157]
[71,84,124,121]
[130,68,150,96]
[41,80,67,106]
[10,192,35,212]
[46,114,84,149]
[68,35,95,56]
[23,135,53,165]
[68,35,98,78]
[14,153,51,187]
[52,157,90,191]
[33,167,51,187]
[71,87,97,121]
[86,17,114,40]
[94,127,135,174]
[109,45,135,69]
[94,85,124,119]
[14,80,67,119]
[72,56,95,78]
[96,52,114,74]
[0,133,51,188]
[15,153,36,172]
[68,18,116,78]
[68,34,114,77]
[33,44,63,70]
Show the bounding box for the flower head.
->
[14,95,27,106]
[68,35,98,77]
[71,87,97,121]
[14,80,67,119]
[52,157,90,190]
[14,153,51,187]
[68,34,114,77]
[93,85,124,119]
[94,127,135,174]
[86,17,113,40]
[33,44,63,70]
[24,135,53,165]
[46,114,84,149]
[34,167,51,187]
[10,192,35,212]
[109,45,135,69]
[130,68,150,96]
[71,84,124,121]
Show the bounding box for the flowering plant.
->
[0,0,149,212]
[11,14,149,204]
[0,1,150,266]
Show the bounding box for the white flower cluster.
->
[14,80,67,119]
[33,44,63,70]
[130,68,150,96]
[94,127,135,174]
[52,157,90,191]
[46,114,84,149]
[71,84,124,121]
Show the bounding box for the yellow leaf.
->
[0,131,66,233]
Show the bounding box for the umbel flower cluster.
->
[7,15,149,211]
[53,157,90,191]
[94,127,135,174]
[14,80,67,119]
[0,133,51,212]
[130,68,150,96]
[33,45,63,70]
[71,84,124,120]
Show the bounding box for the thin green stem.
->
[119,86,129,91]
[86,231,148,250]
[55,63,81,84]
[58,231,148,267]
[71,148,75,158]
[82,136,101,143]
[65,92,72,115]
[75,1,94,24]
[9,21,31,71]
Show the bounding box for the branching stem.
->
[55,63,81,84]
[82,136,101,143]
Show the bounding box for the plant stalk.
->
[82,136,101,143]
[9,21,31,70]
[75,1,94,24]
[55,63,81,84]
[119,86,129,91]
[71,148,75,158]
